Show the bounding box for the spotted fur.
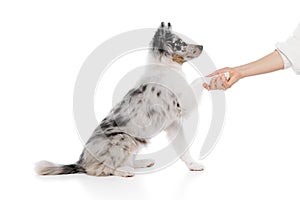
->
[35,22,204,177]
[151,22,203,64]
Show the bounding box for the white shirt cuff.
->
[276,49,292,69]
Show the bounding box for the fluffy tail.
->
[35,160,85,175]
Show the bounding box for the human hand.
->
[203,67,243,90]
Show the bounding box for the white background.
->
[1,0,300,199]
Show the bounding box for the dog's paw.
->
[144,159,155,167]
[134,159,155,168]
[187,162,204,171]
[115,166,135,177]
[121,171,134,178]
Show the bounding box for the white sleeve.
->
[276,22,300,74]
[277,49,292,69]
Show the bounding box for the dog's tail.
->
[35,160,85,175]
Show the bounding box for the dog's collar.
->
[172,54,185,65]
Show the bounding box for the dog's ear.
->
[151,22,172,54]
[167,22,172,30]
[152,27,166,53]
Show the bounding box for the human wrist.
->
[232,65,246,79]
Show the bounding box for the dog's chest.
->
[115,82,182,138]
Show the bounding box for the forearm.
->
[234,50,284,78]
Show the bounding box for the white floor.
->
[4,113,300,200]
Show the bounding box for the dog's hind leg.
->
[133,159,155,168]
[114,159,155,177]
[114,166,135,177]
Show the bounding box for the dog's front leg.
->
[180,150,204,171]
[166,122,204,171]
[190,78,204,103]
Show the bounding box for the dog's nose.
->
[197,45,203,51]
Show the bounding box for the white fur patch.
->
[35,160,62,175]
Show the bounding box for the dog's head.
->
[151,22,203,65]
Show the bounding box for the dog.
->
[36,22,204,177]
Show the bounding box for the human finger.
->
[209,77,218,90]
[203,83,210,90]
